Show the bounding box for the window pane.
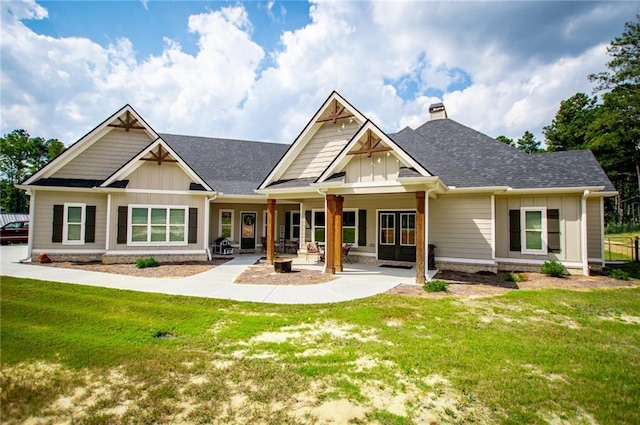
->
[132,208,148,224]
[151,208,166,224]
[315,228,325,242]
[525,231,542,250]
[170,209,185,224]
[525,211,542,230]
[67,206,82,223]
[150,225,166,242]
[292,213,300,225]
[67,224,81,241]
[131,226,147,242]
[343,227,355,243]
[221,211,232,225]
[314,211,325,225]
[381,229,394,244]
[343,211,356,226]
[221,226,231,238]
[293,226,300,239]
[169,226,185,242]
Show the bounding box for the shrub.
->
[424,279,449,292]
[136,257,159,269]
[541,260,566,277]
[506,272,527,283]
[609,268,630,281]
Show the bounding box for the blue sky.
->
[1,0,638,145]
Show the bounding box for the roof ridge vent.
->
[428,103,447,120]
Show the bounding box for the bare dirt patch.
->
[387,270,637,298]
[34,259,230,278]
[234,263,336,285]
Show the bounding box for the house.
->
[19,91,616,282]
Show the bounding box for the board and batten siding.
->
[495,195,581,262]
[345,151,401,183]
[32,191,107,251]
[126,162,194,191]
[108,193,206,251]
[429,195,493,261]
[586,197,603,260]
[281,120,360,180]
[51,128,153,180]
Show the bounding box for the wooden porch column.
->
[325,195,336,274]
[416,191,426,284]
[267,199,276,265]
[334,196,344,272]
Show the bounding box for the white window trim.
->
[379,212,396,246]
[219,209,234,240]
[400,212,416,247]
[290,211,300,240]
[521,207,547,255]
[312,209,326,243]
[128,204,189,246]
[63,203,86,245]
[342,208,358,246]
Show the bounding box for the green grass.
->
[2,276,640,424]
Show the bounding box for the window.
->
[129,205,188,245]
[291,212,300,239]
[343,210,356,244]
[313,211,325,242]
[263,210,278,238]
[380,213,395,245]
[63,203,85,244]
[400,213,416,246]
[521,207,547,254]
[220,210,234,239]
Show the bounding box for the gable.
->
[125,160,195,191]
[259,92,366,189]
[51,128,154,181]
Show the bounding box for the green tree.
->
[588,15,640,223]
[543,93,600,152]
[516,131,543,154]
[0,129,65,212]
[496,135,514,146]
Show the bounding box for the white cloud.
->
[0,0,636,146]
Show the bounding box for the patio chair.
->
[306,242,321,261]
[342,243,353,264]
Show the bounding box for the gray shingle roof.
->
[160,133,288,195]
[391,119,615,191]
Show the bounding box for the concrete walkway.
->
[0,246,419,304]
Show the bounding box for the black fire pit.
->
[273,258,293,273]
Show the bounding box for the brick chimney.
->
[428,103,447,120]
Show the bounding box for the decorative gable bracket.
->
[108,111,146,132]
[316,99,355,124]
[141,145,178,165]
[347,129,393,157]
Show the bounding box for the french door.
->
[378,211,416,262]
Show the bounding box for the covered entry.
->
[378,211,417,262]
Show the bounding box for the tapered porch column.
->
[416,191,426,284]
[334,196,344,272]
[325,195,336,274]
[267,198,276,265]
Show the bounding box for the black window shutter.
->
[305,210,312,229]
[188,208,198,244]
[358,209,367,246]
[52,204,63,243]
[85,206,96,243]
[509,210,521,252]
[284,212,291,239]
[117,206,128,244]
[547,209,560,252]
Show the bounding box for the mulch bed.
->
[386,270,637,298]
[234,263,336,285]
[33,259,230,278]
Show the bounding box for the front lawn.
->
[1,277,639,424]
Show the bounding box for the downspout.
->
[581,190,590,276]
[19,189,35,263]
[105,193,112,252]
[423,182,440,281]
[205,192,218,260]
[318,188,328,273]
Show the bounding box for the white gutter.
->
[581,189,590,276]
[19,189,35,263]
[204,192,218,260]
[423,182,440,281]
[105,193,112,251]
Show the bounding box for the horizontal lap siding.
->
[281,121,359,179]
[33,191,107,250]
[52,129,153,180]
[127,162,193,191]
[587,198,602,259]
[109,193,205,251]
[495,195,581,262]
[430,196,493,261]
